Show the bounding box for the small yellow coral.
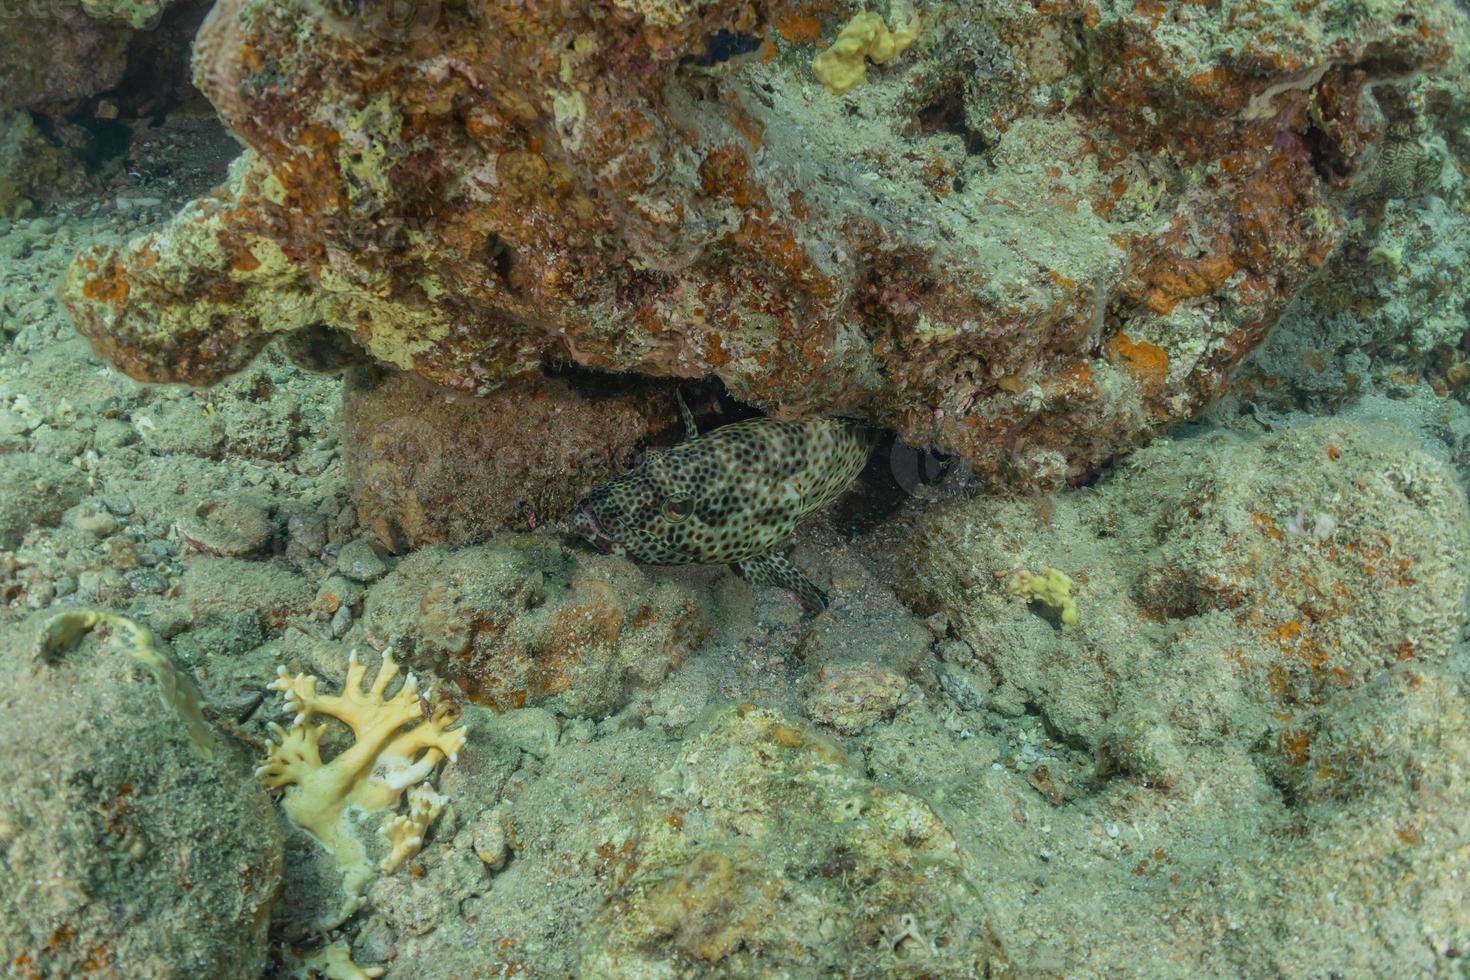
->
[380,782,447,875]
[1007,568,1079,626]
[812,8,922,95]
[257,648,465,925]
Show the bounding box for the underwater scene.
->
[1,0,1469,976]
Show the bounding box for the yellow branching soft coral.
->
[257,648,465,925]
[1007,568,1079,626]
[813,8,922,95]
[380,782,447,875]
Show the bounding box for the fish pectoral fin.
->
[675,387,699,441]
[733,552,829,613]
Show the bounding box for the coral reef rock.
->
[0,0,184,109]
[895,412,1470,972]
[903,411,1470,792]
[342,366,675,550]
[580,704,1003,976]
[1215,46,1470,415]
[0,609,282,979]
[0,111,91,219]
[61,0,1464,485]
[360,535,707,716]
[803,660,912,735]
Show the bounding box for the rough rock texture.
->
[0,112,92,219]
[802,659,911,734]
[0,610,282,978]
[0,454,89,549]
[0,0,217,216]
[61,0,1463,486]
[0,0,194,110]
[360,534,708,716]
[342,366,677,550]
[903,413,1470,790]
[580,705,1002,976]
[1214,34,1470,415]
[180,555,315,630]
[894,411,1470,973]
[0,2,135,110]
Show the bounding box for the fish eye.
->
[663,497,693,522]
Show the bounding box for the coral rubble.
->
[61,0,1464,485]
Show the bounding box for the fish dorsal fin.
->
[676,387,699,441]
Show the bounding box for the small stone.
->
[313,575,361,617]
[352,922,397,967]
[336,538,387,582]
[222,395,301,461]
[137,400,224,457]
[988,684,1027,719]
[938,663,990,712]
[176,495,275,558]
[93,418,137,450]
[804,661,911,736]
[287,512,328,555]
[488,708,561,760]
[102,495,135,516]
[138,540,171,567]
[329,602,353,638]
[75,567,127,603]
[938,637,976,666]
[470,805,509,870]
[32,425,87,462]
[125,569,169,595]
[295,448,334,476]
[70,506,118,538]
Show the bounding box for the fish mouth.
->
[572,501,621,555]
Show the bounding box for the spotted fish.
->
[572,396,875,611]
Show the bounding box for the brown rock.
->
[342,367,675,550]
[0,0,196,110]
